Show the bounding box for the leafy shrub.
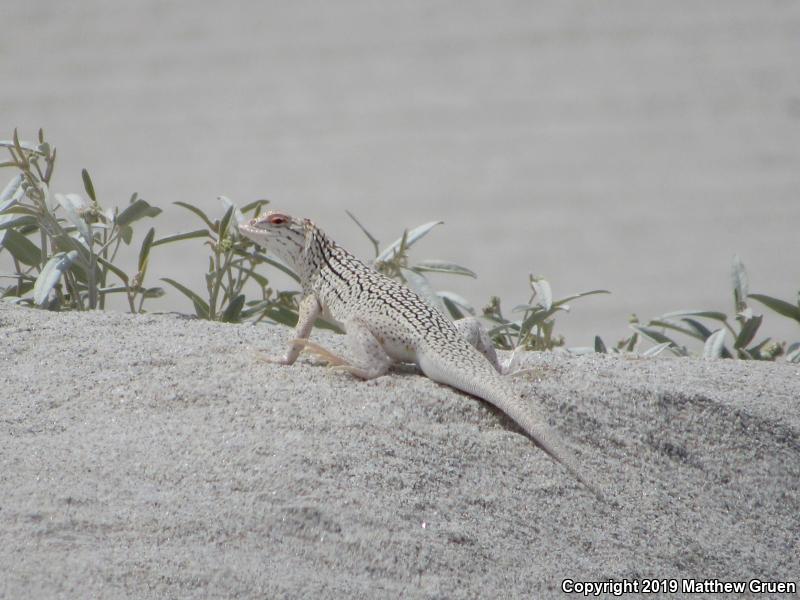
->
[598,256,799,362]
[158,197,306,324]
[481,278,609,351]
[3,128,794,361]
[1,129,163,311]
[346,210,478,319]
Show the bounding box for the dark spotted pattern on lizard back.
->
[304,222,495,371]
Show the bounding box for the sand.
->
[1,301,798,598]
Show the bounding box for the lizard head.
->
[238,211,313,271]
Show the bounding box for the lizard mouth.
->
[238,219,256,232]
[237,219,267,241]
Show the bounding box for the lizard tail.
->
[420,352,606,501]
[477,379,607,502]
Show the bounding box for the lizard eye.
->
[268,214,288,226]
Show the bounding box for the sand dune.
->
[1,302,797,597]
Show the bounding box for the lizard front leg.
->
[292,320,392,380]
[262,294,322,365]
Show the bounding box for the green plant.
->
[479,276,609,351]
[600,256,798,362]
[160,196,311,324]
[748,290,800,363]
[12,128,791,362]
[346,211,479,319]
[1,129,163,312]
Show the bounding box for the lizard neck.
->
[297,222,344,294]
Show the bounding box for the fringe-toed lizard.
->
[239,211,604,500]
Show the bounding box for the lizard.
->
[239,211,605,500]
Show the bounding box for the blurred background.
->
[4,0,799,346]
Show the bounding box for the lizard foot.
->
[291,338,350,367]
[293,337,389,380]
[329,364,384,380]
[258,352,291,365]
[499,348,542,378]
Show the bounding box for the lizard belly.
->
[378,335,417,363]
[320,293,418,363]
[358,314,418,363]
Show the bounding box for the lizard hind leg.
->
[294,320,392,380]
[454,317,531,377]
[455,317,507,373]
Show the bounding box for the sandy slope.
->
[1,302,798,598]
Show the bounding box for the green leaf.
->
[413,260,477,278]
[530,277,552,310]
[96,285,129,295]
[174,201,214,229]
[631,325,673,345]
[346,210,380,257]
[731,255,748,312]
[262,304,299,327]
[631,325,686,356]
[218,205,235,239]
[703,329,727,358]
[117,198,162,226]
[437,291,475,317]
[786,342,800,363]
[49,231,90,268]
[487,321,521,336]
[222,294,246,322]
[594,336,607,353]
[376,220,443,263]
[151,229,208,247]
[681,318,714,340]
[551,289,610,307]
[441,295,466,319]
[240,299,269,319]
[119,225,133,245]
[240,199,270,214]
[2,278,34,298]
[511,303,542,313]
[1,228,41,266]
[55,193,92,246]
[743,337,771,359]
[219,196,245,229]
[143,286,165,299]
[734,314,762,349]
[32,251,78,306]
[624,332,639,352]
[642,342,671,357]
[230,261,270,288]
[0,138,44,153]
[647,319,706,342]
[660,309,728,322]
[96,255,129,284]
[519,306,565,335]
[401,268,447,315]
[138,227,155,274]
[0,174,24,212]
[161,278,210,318]
[81,168,96,202]
[250,251,301,284]
[748,293,800,324]
[0,213,37,231]
[1,205,38,217]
